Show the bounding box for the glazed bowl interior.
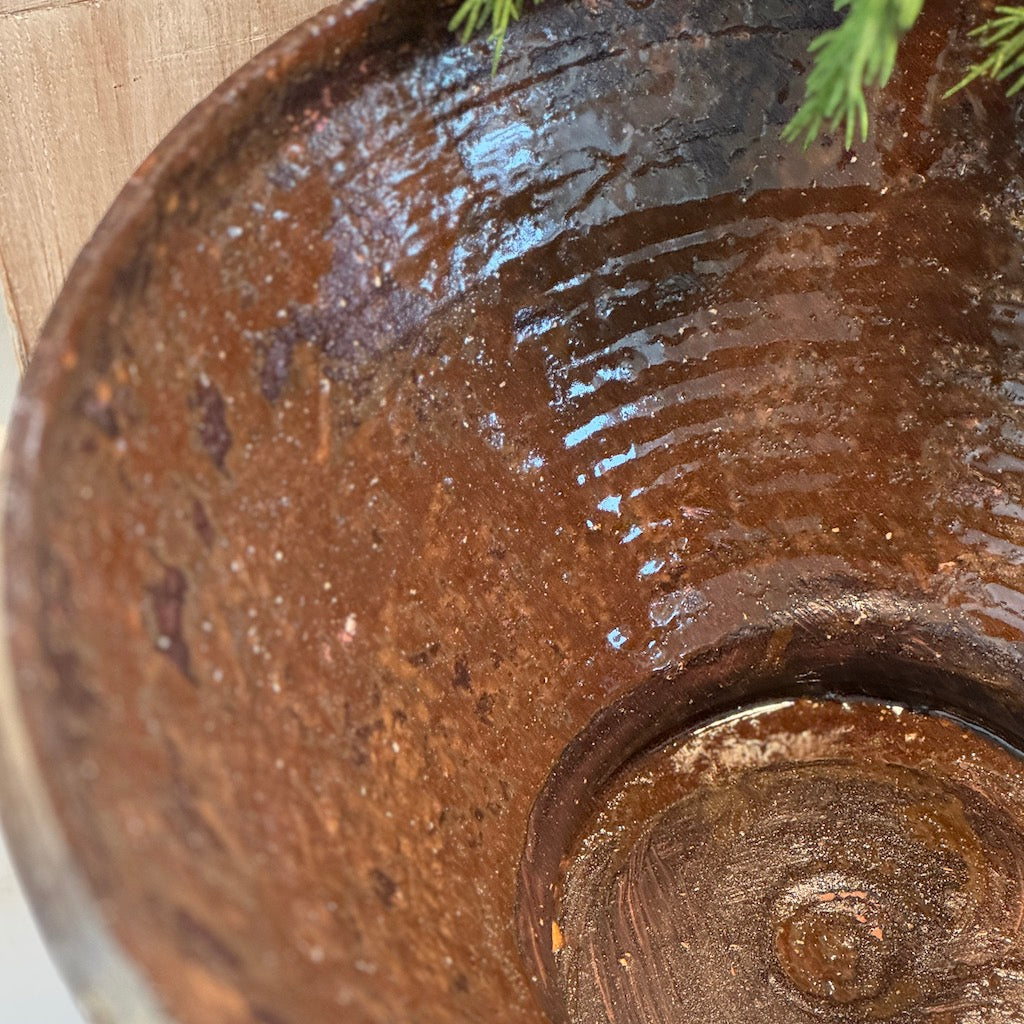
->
[5,0,1024,1022]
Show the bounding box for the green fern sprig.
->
[449,0,540,71]
[449,0,1024,149]
[945,6,1024,98]
[782,0,924,149]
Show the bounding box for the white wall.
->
[0,274,85,1023]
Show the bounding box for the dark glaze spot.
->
[48,647,98,717]
[192,498,215,548]
[452,657,472,692]
[191,380,232,471]
[370,868,397,907]
[347,720,382,767]
[407,641,440,668]
[261,329,296,403]
[255,285,428,405]
[147,567,193,683]
[76,388,120,438]
[475,693,495,725]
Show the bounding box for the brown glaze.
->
[555,699,1024,1022]
[4,0,1024,1022]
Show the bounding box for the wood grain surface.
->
[0,0,326,365]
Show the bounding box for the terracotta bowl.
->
[5,0,1024,1022]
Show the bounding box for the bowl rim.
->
[0,2,383,1019]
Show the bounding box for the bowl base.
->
[554,698,1024,1022]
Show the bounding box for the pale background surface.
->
[0,0,326,365]
[1,286,81,1022]
[1,1,327,1020]
[0,830,86,1023]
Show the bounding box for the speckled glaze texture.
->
[4,0,1024,1022]
[555,698,1024,1023]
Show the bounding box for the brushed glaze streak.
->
[558,700,1024,1024]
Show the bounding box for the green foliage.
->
[782,0,924,149]
[448,0,1024,149]
[449,0,541,71]
[945,6,1024,98]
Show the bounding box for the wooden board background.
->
[0,0,327,367]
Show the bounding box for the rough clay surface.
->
[5,0,1024,1022]
[559,700,1024,1023]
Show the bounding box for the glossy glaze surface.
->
[4,0,1024,1022]
[558,699,1024,1022]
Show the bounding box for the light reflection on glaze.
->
[25,1,1024,1022]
